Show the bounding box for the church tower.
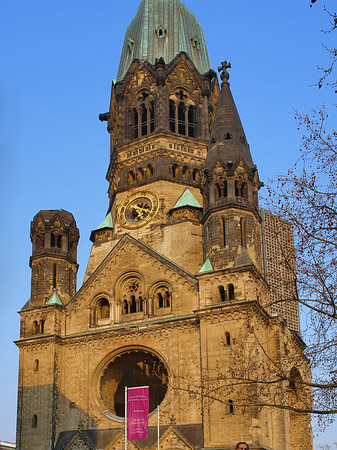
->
[16,1,312,449]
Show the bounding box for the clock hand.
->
[132,204,146,219]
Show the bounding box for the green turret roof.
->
[97,212,113,230]
[46,289,63,306]
[199,258,213,273]
[117,0,211,80]
[173,188,202,210]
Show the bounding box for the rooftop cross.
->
[218,60,231,83]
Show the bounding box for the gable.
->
[65,234,198,333]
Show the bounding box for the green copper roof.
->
[97,212,113,230]
[199,258,213,273]
[46,290,63,306]
[173,188,202,210]
[117,0,211,80]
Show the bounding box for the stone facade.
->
[16,0,312,449]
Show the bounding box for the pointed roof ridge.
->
[206,62,255,172]
[172,188,202,210]
[97,212,113,230]
[199,258,213,273]
[233,248,254,267]
[45,289,63,306]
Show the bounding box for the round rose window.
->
[100,350,168,417]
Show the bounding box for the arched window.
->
[141,104,147,136]
[169,92,196,137]
[188,106,195,137]
[57,234,62,248]
[157,290,170,308]
[130,295,137,313]
[225,332,231,346]
[127,170,135,185]
[178,102,185,135]
[228,399,234,414]
[172,164,179,179]
[53,263,57,289]
[32,415,37,428]
[240,217,246,247]
[192,169,200,183]
[132,95,154,138]
[215,183,221,200]
[218,285,226,302]
[99,298,110,319]
[242,183,248,199]
[235,180,248,199]
[39,320,45,334]
[228,284,235,300]
[215,180,227,199]
[122,278,144,315]
[36,234,44,249]
[182,166,190,181]
[221,218,226,247]
[222,180,228,197]
[32,321,39,335]
[34,359,39,371]
[136,168,144,181]
[145,165,153,179]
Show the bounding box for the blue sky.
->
[1,0,336,446]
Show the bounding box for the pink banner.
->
[127,386,149,440]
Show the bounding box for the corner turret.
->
[29,209,79,307]
[202,63,263,272]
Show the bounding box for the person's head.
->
[235,443,249,450]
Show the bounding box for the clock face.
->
[117,191,159,229]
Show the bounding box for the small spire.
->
[205,60,255,171]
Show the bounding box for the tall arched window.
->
[32,321,39,335]
[240,217,246,247]
[132,93,154,138]
[228,284,235,300]
[39,320,45,334]
[154,285,171,311]
[53,263,57,289]
[172,164,180,179]
[51,233,62,248]
[127,170,135,185]
[99,298,110,319]
[182,166,190,181]
[219,285,226,302]
[215,180,227,199]
[221,218,226,247]
[158,290,170,308]
[136,168,144,181]
[192,169,200,183]
[169,91,196,137]
[32,415,37,428]
[122,278,144,315]
[235,180,248,199]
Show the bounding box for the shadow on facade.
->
[17,385,203,450]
